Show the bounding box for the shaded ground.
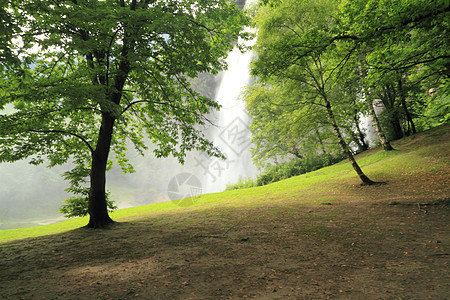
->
[1,128,449,299]
[1,198,448,299]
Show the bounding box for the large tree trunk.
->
[390,110,404,139]
[324,97,374,185]
[87,114,115,228]
[380,85,403,140]
[84,10,131,228]
[368,98,395,151]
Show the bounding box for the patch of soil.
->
[1,191,449,299]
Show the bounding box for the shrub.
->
[228,152,346,189]
[59,192,117,218]
[225,177,256,191]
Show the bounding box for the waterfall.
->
[201,42,257,193]
[166,0,258,199]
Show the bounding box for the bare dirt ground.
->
[1,193,448,299]
[1,129,449,299]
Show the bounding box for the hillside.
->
[0,125,449,299]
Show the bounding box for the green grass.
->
[0,217,89,242]
[1,125,448,243]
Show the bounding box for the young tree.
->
[251,0,375,184]
[243,83,340,167]
[367,94,396,151]
[338,54,396,151]
[0,0,249,228]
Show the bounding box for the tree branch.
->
[30,129,94,153]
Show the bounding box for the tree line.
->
[244,0,449,184]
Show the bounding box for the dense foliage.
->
[226,152,346,190]
[243,0,449,180]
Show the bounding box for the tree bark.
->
[87,114,115,228]
[323,96,374,185]
[354,118,369,152]
[368,98,395,151]
[351,100,368,152]
[380,85,403,140]
[397,77,416,135]
[390,109,404,139]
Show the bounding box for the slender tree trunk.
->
[351,100,368,151]
[87,114,115,228]
[350,129,365,152]
[324,96,374,185]
[289,148,303,159]
[398,78,416,135]
[368,98,395,151]
[355,121,369,151]
[314,127,327,154]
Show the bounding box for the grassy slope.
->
[0,125,448,243]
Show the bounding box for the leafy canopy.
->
[0,0,249,217]
[247,0,449,169]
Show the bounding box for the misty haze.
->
[0,42,258,230]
